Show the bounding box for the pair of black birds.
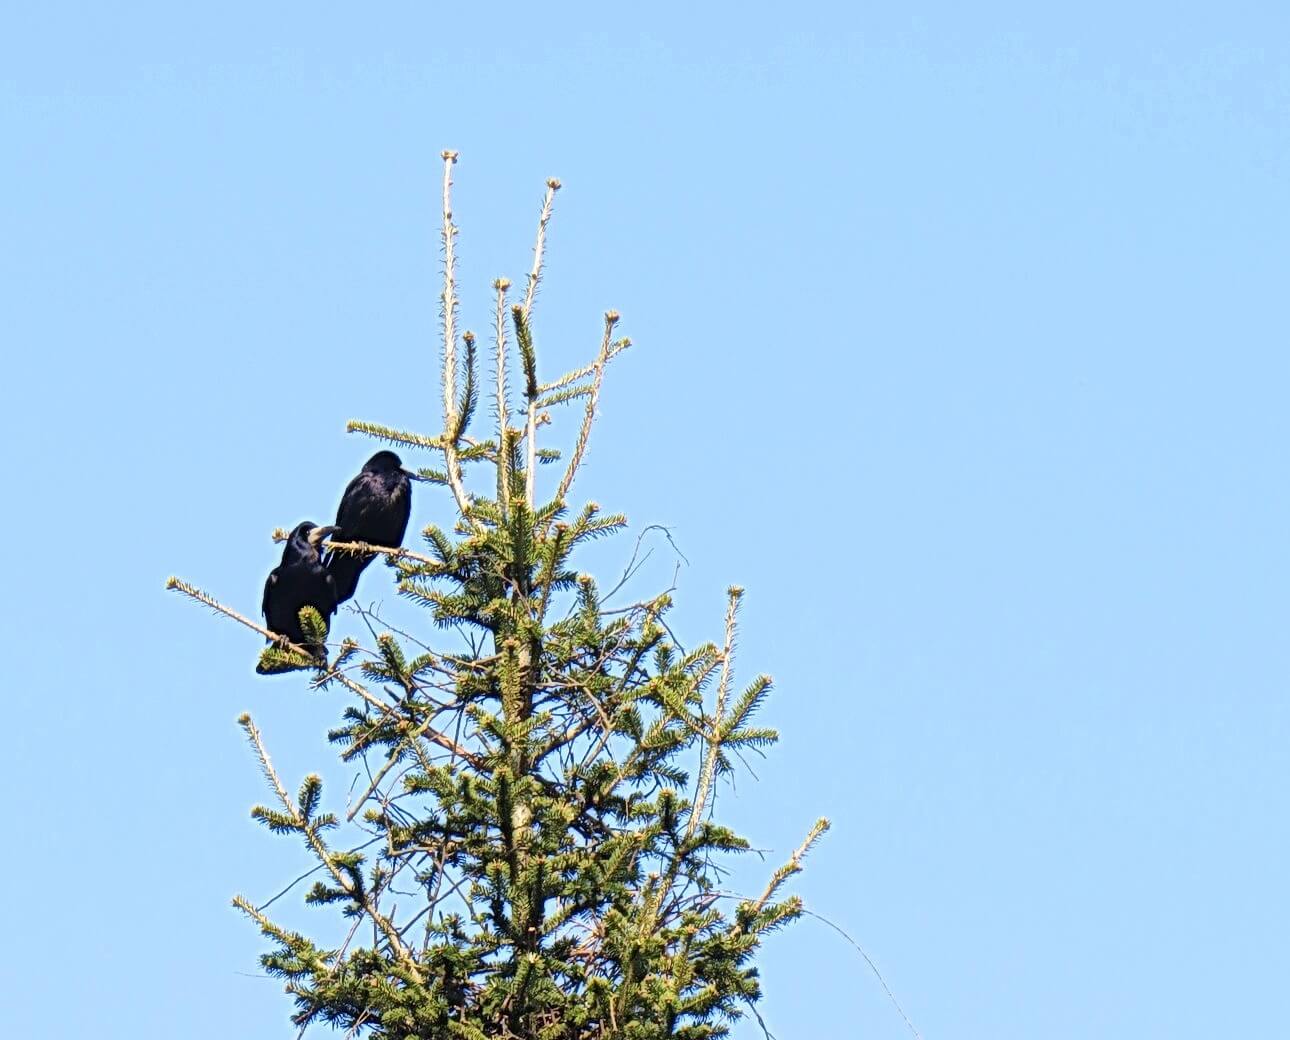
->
[260,450,415,665]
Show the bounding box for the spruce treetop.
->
[171,153,826,1040]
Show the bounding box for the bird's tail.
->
[325,549,370,605]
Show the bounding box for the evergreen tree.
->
[170,152,826,1039]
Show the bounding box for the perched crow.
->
[326,450,414,603]
[261,521,339,662]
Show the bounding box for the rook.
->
[260,521,339,666]
[326,450,414,603]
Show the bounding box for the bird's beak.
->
[401,467,421,480]
[307,525,340,547]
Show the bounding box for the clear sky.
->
[4,3,1289,1037]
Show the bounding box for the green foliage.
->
[298,606,329,652]
[255,644,318,675]
[512,304,539,401]
[230,166,824,1039]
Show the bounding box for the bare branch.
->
[347,741,416,823]
[270,529,446,569]
[165,576,311,656]
[742,818,829,920]
[525,398,538,509]
[493,277,512,517]
[556,312,624,507]
[440,150,460,430]
[324,669,479,766]
[688,586,743,839]
[438,150,472,520]
[523,178,560,319]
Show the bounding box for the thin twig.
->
[745,999,779,1040]
[744,818,830,918]
[688,587,742,840]
[238,714,423,982]
[712,889,923,1040]
[347,720,432,822]
[523,179,560,319]
[601,523,690,604]
[271,529,445,569]
[325,667,478,766]
[439,150,472,520]
[257,835,384,912]
[799,907,923,1040]
[258,863,326,912]
[165,577,316,660]
[555,313,620,506]
[493,277,512,517]
[168,576,474,762]
[525,398,538,510]
[441,150,460,430]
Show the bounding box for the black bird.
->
[261,521,339,663]
[326,450,414,604]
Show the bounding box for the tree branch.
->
[165,577,313,657]
[523,178,560,319]
[688,586,743,840]
[555,312,625,507]
[237,713,424,983]
[493,277,512,518]
[438,150,472,520]
[269,529,447,570]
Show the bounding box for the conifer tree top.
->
[170,154,825,1040]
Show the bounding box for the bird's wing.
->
[262,570,277,621]
[396,484,412,542]
[324,571,339,615]
[334,473,370,529]
[329,473,371,564]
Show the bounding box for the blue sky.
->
[4,3,1289,1037]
